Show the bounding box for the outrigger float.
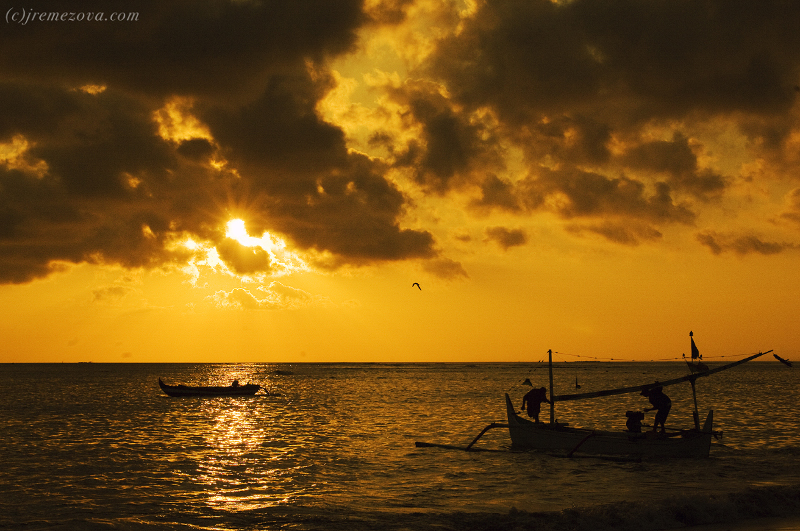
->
[416,334,773,458]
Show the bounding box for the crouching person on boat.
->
[641,384,671,434]
[521,386,551,423]
[625,410,645,433]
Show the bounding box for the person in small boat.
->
[625,410,645,433]
[232,380,239,388]
[521,386,551,423]
[641,384,671,434]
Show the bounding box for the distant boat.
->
[158,378,261,397]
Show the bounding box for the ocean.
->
[1,360,800,530]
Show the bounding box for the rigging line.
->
[553,351,651,362]
[556,350,759,362]
[700,354,758,359]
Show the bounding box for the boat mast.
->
[689,377,700,430]
[688,332,702,429]
[548,348,555,424]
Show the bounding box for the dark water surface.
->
[2,361,800,530]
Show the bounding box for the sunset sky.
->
[1,0,799,363]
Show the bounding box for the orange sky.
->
[1,0,799,362]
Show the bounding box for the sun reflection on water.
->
[170,366,318,514]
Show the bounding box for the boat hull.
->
[159,378,261,397]
[505,394,712,458]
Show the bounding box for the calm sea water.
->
[1,361,800,530]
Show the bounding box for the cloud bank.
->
[3,0,800,285]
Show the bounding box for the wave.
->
[7,482,800,531]
[272,483,800,531]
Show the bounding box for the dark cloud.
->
[176,138,215,162]
[0,84,219,283]
[779,188,800,227]
[216,238,274,276]
[471,174,522,212]
[696,230,793,255]
[465,165,695,243]
[1,0,363,100]
[189,70,438,264]
[429,0,800,127]
[6,0,800,285]
[379,80,503,193]
[270,158,436,263]
[620,133,726,199]
[566,221,662,246]
[522,167,696,224]
[363,0,415,25]
[200,71,349,185]
[525,115,613,167]
[404,0,800,225]
[422,257,469,280]
[0,1,440,284]
[484,226,527,250]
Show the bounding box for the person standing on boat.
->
[521,386,551,423]
[641,384,671,434]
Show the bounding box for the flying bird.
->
[412,282,421,290]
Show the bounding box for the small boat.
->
[158,378,261,397]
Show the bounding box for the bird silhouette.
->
[412,282,421,290]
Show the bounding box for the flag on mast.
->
[690,331,701,360]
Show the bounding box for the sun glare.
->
[177,219,309,285]
[226,219,255,246]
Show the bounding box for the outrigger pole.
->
[548,348,555,424]
[552,350,772,403]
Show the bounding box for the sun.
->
[226,219,254,246]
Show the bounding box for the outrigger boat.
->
[158,378,261,397]
[507,343,772,458]
[416,335,772,458]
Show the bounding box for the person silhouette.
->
[521,386,551,423]
[641,384,671,434]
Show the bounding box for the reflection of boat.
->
[158,378,261,397]
[504,342,771,458]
